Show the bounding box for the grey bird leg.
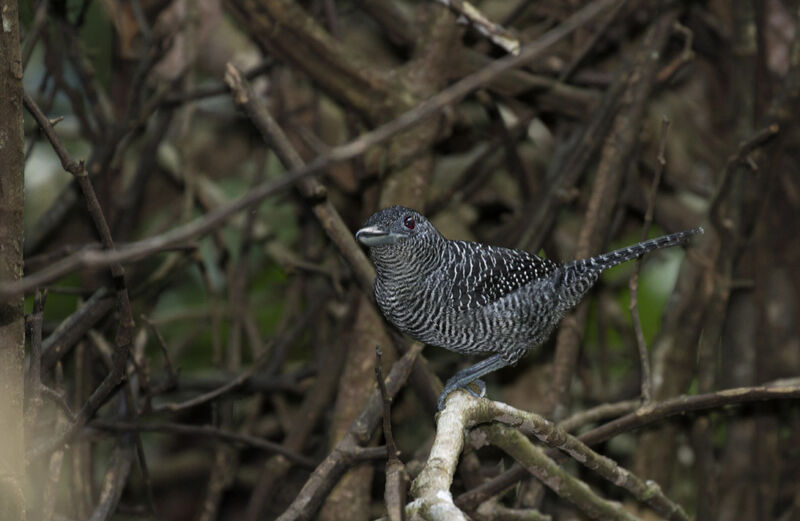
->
[439,354,509,410]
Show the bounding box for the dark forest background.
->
[2,1,800,520]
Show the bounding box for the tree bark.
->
[0,0,27,519]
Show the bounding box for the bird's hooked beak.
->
[355,226,404,247]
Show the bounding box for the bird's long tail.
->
[565,226,704,275]
[555,227,703,309]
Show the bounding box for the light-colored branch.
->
[436,0,520,55]
[404,391,662,520]
[480,424,643,521]
[455,381,800,510]
[407,393,478,520]
[487,400,689,521]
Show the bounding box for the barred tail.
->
[555,227,702,309]
[565,226,704,275]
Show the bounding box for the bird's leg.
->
[439,354,509,410]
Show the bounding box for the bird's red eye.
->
[403,216,416,230]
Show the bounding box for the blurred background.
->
[8,0,800,520]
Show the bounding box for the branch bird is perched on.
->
[356,206,703,410]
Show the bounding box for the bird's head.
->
[356,206,442,275]
[356,206,437,249]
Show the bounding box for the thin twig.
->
[557,398,639,433]
[436,0,520,55]
[628,116,671,403]
[89,420,317,467]
[140,315,178,399]
[375,347,399,459]
[656,22,695,83]
[40,385,77,422]
[162,60,274,106]
[709,123,780,235]
[23,92,136,460]
[376,346,407,521]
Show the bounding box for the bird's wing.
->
[448,242,558,309]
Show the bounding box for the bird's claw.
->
[465,379,486,398]
[437,379,486,410]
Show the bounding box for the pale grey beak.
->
[356,226,403,246]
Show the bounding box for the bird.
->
[356,206,703,410]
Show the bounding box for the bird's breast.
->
[374,276,417,328]
[374,272,451,342]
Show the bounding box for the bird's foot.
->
[466,379,486,399]
[437,379,486,411]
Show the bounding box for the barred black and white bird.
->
[356,206,703,410]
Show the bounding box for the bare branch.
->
[89,420,317,467]
[376,347,407,521]
[436,0,520,55]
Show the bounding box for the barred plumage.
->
[356,206,703,410]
